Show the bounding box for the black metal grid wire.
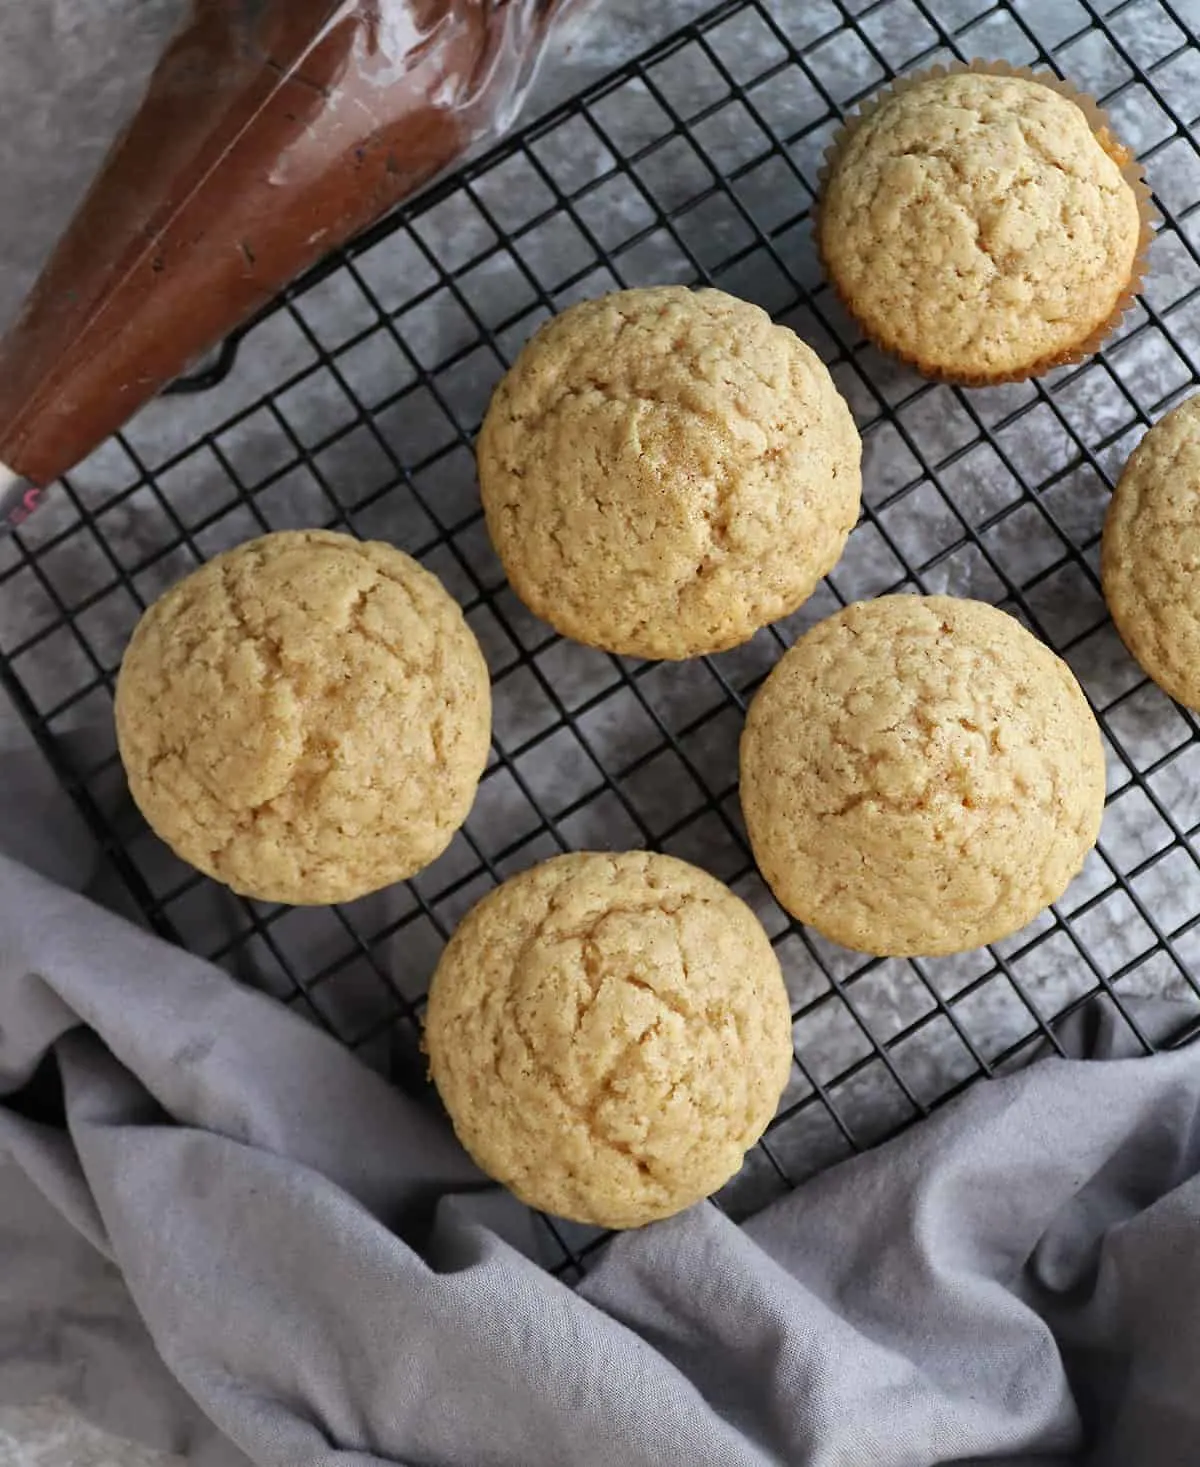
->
[4,0,1200,1275]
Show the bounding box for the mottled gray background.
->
[4,0,1200,1461]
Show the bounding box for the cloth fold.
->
[2,848,1200,1467]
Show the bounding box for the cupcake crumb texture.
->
[425,851,794,1229]
[820,71,1142,381]
[115,530,491,906]
[1103,393,1200,711]
[740,595,1106,956]
[477,285,862,660]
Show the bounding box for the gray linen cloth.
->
[2,842,1200,1467]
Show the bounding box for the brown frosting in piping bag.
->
[0,0,570,493]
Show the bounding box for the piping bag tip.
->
[0,463,45,536]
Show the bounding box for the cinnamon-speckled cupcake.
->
[476,286,861,660]
[818,63,1154,384]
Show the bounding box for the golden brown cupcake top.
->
[1102,393,1200,711]
[820,71,1142,381]
[740,595,1106,956]
[477,285,861,659]
[425,851,793,1228]
[115,529,491,905]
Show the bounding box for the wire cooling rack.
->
[4,0,1200,1274]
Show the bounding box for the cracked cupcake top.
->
[476,285,861,660]
[1102,393,1200,711]
[424,851,794,1228]
[114,529,491,905]
[819,71,1142,381]
[740,595,1105,957]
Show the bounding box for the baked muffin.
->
[818,68,1147,382]
[115,529,491,905]
[477,285,861,660]
[740,596,1105,956]
[1102,393,1200,709]
[424,851,794,1228]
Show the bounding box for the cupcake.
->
[817,64,1154,384]
[476,285,862,660]
[115,530,492,906]
[424,851,793,1228]
[739,595,1105,957]
[1102,392,1200,710]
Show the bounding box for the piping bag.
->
[0,0,585,534]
